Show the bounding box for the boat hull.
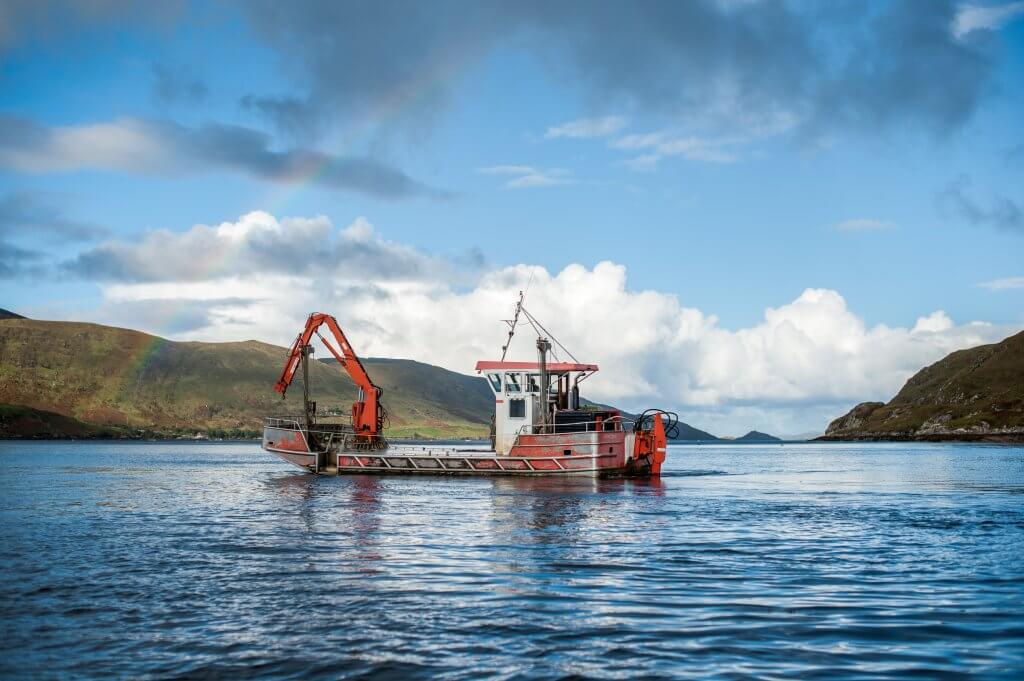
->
[262,425,654,477]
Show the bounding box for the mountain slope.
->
[821,330,1024,441]
[0,318,728,440]
[0,319,488,438]
[0,308,25,320]
[324,357,494,437]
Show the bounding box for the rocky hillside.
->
[821,330,1024,442]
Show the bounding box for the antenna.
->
[500,290,525,361]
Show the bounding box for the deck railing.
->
[516,416,634,436]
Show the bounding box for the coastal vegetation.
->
[822,331,1024,442]
[0,319,489,439]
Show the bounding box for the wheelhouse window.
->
[527,373,540,393]
[509,398,526,418]
[487,373,502,393]
[505,372,522,393]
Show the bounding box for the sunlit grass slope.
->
[0,319,490,439]
[824,330,1024,440]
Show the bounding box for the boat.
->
[261,299,676,477]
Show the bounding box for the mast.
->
[537,336,552,433]
[500,290,525,361]
[300,343,315,432]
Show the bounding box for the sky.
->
[1,0,1023,437]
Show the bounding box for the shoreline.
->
[815,433,1024,444]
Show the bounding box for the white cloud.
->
[70,210,1020,434]
[834,218,895,231]
[67,211,444,283]
[954,1,1024,38]
[611,132,740,167]
[477,165,574,189]
[544,116,628,139]
[978,276,1024,290]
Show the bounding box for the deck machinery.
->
[262,310,674,477]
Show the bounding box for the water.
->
[1,441,1023,679]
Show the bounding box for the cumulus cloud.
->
[66,210,1018,433]
[477,165,574,189]
[544,116,628,139]
[65,212,443,283]
[0,116,443,199]
[938,176,1022,232]
[834,218,895,232]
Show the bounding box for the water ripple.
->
[1,440,1023,679]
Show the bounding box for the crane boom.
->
[274,312,383,435]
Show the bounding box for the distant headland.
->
[819,330,1024,443]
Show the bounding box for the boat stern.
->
[262,418,316,471]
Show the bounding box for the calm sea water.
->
[1,441,1022,679]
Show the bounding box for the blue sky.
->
[1,1,1023,435]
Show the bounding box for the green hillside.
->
[322,357,494,435]
[0,319,489,439]
[822,330,1024,441]
[0,317,731,441]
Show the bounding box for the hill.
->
[735,430,781,442]
[0,317,731,441]
[0,308,25,320]
[0,319,488,439]
[821,330,1024,442]
[321,356,495,437]
[580,400,719,441]
[669,420,719,441]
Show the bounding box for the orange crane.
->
[274,313,384,436]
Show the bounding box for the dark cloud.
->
[152,64,208,103]
[0,191,107,241]
[938,176,1022,232]
[0,240,43,279]
[183,123,442,199]
[241,0,501,139]
[804,2,992,138]
[239,0,998,142]
[0,0,183,51]
[1,1,1006,147]
[240,95,320,140]
[0,116,444,200]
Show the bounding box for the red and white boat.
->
[262,303,673,477]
